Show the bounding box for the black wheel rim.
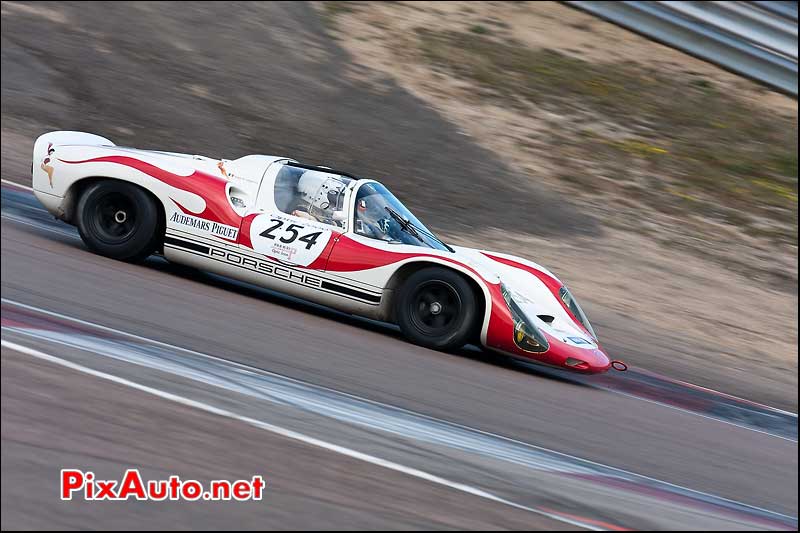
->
[90,192,137,244]
[408,280,462,336]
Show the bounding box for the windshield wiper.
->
[385,206,454,252]
[411,223,456,253]
[385,206,423,242]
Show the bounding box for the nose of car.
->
[578,348,611,373]
[551,338,611,373]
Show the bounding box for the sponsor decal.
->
[566,336,592,346]
[270,242,298,262]
[169,211,239,240]
[165,235,381,304]
[209,248,324,289]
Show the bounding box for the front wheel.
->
[395,267,478,351]
[76,180,161,262]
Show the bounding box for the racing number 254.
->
[259,219,322,250]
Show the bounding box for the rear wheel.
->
[76,180,160,262]
[395,267,478,350]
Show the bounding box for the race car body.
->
[31,130,612,373]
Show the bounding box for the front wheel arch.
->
[385,261,486,346]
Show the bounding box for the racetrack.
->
[1,1,798,530]
[2,181,797,530]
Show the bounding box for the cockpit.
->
[272,162,450,251]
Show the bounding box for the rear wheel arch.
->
[65,177,166,252]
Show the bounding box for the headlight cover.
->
[500,283,549,353]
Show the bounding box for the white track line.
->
[1,178,33,191]
[2,298,796,527]
[0,338,601,531]
[3,294,796,447]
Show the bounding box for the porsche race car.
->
[31,131,616,374]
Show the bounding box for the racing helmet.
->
[355,193,393,237]
[297,170,346,216]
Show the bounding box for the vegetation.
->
[417,29,798,242]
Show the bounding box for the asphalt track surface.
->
[1,181,798,530]
[1,2,798,530]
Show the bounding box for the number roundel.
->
[250,214,332,266]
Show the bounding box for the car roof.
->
[285,161,363,182]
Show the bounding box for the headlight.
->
[500,283,549,353]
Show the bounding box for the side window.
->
[273,165,350,229]
[273,165,305,214]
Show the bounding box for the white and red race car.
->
[31,131,616,374]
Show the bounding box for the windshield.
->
[353,182,449,251]
[559,286,596,339]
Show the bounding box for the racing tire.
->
[395,267,478,351]
[76,180,161,262]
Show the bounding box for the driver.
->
[354,196,394,241]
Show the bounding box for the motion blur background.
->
[1,1,797,530]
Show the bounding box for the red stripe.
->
[481,252,593,338]
[60,155,241,229]
[323,234,421,271]
[323,235,499,287]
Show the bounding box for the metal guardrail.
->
[565,1,798,96]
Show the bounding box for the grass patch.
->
[567,21,593,32]
[469,24,490,35]
[324,1,358,16]
[416,29,798,229]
